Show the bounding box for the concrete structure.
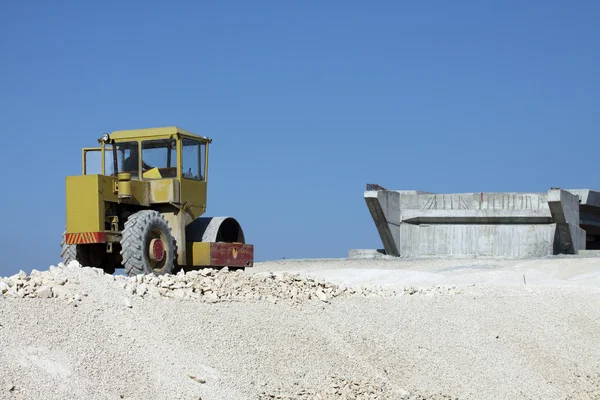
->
[347,249,389,259]
[364,185,600,258]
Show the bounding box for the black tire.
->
[120,210,177,276]
[60,231,116,274]
[60,231,77,265]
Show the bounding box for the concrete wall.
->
[399,224,557,258]
[365,187,593,258]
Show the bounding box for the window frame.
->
[82,147,102,175]
[140,138,178,180]
[102,141,140,178]
[181,138,205,181]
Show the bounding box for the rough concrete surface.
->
[366,188,598,258]
[1,257,599,399]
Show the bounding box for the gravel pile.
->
[569,373,600,399]
[1,257,599,400]
[0,262,470,307]
[259,376,458,400]
[401,284,470,296]
[117,268,405,306]
[0,262,403,306]
[0,265,85,302]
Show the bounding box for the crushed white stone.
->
[1,258,599,400]
[259,376,459,399]
[0,261,477,307]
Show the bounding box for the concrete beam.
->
[401,209,552,225]
[548,189,579,225]
[364,191,400,256]
[547,189,586,254]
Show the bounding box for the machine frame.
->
[62,126,253,275]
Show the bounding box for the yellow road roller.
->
[61,126,253,275]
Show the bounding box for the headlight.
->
[101,133,110,142]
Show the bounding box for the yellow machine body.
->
[63,126,253,274]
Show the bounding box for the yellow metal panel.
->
[162,209,193,266]
[128,179,151,206]
[187,242,211,266]
[101,141,106,175]
[109,126,212,142]
[149,179,179,203]
[143,167,163,179]
[180,181,207,219]
[110,127,178,140]
[99,176,118,202]
[66,175,154,235]
[204,141,209,184]
[96,175,151,206]
[66,175,104,233]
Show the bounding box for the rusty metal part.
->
[149,238,165,263]
[209,242,253,267]
[187,242,253,268]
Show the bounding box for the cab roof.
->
[109,126,212,142]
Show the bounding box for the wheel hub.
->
[149,238,165,262]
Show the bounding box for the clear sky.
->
[1,1,599,276]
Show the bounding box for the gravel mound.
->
[1,258,599,400]
[0,262,469,306]
[0,262,397,305]
[259,376,457,399]
[117,267,399,305]
[0,265,86,302]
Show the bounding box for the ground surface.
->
[1,256,599,400]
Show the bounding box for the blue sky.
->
[0,1,599,276]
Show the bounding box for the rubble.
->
[0,262,472,306]
[112,268,404,305]
[0,257,598,400]
[0,263,91,302]
[259,377,459,400]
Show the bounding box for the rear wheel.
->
[120,210,177,276]
[60,231,116,274]
[60,231,77,265]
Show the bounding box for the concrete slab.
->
[577,250,600,257]
[347,249,389,259]
[566,189,600,207]
[365,186,600,258]
[399,223,556,258]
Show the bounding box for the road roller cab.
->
[61,126,253,276]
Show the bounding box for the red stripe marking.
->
[65,232,106,244]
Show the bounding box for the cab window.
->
[84,150,102,175]
[105,142,140,179]
[141,139,177,179]
[182,138,205,181]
